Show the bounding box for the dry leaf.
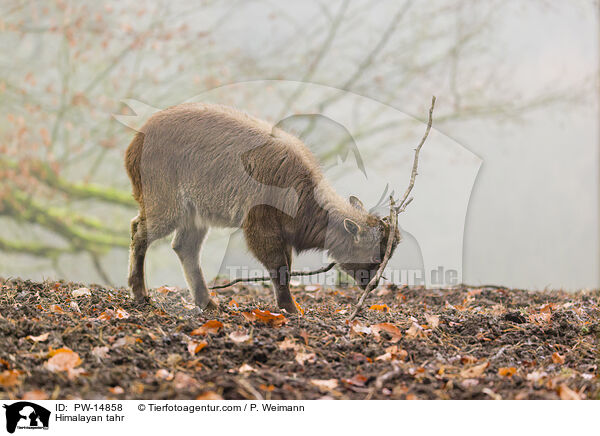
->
[239,363,256,374]
[241,312,256,322]
[342,374,368,387]
[369,304,390,312]
[278,338,300,351]
[295,351,316,365]
[424,313,440,329]
[115,308,130,319]
[91,346,110,359]
[551,352,565,364]
[156,286,177,294]
[113,336,137,348]
[498,367,517,377]
[310,379,338,391]
[26,332,49,342]
[460,361,489,378]
[187,340,207,356]
[405,322,426,338]
[196,391,223,400]
[526,371,547,382]
[375,345,408,362]
[252,309,287,327]
[72,287,91,297]
[229,330,251,344]
[557,384,582,400]
[45,349,82,372]
[0,370,21,387]
[228,299,239,308]
[108,386,125,395]
[371,323,402,343]
[155,369,174,380]
[173,372,199,390]
[460,355,478,365]
[22,390,48,400]
[191,320,224,336]
[349,320,371,336]
[49,304,64,313]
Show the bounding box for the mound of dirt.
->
[0,278,598,400]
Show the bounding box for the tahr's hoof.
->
[197,298,219,313]
[279,301,299,315]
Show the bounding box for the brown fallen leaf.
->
[26,332,49,342]
[369,304,390,312]
[22,390,48,400]
[191,320,224,336]
[498,367,517,377]
[371,323,402,343]
[551,352,565,364]
[229,330,251,344]
[45,348,82,372]
[91,346,110,360]
[376,345,408,362]
[0,370,21,387]
[342,374,368,387]
[241,312,256,322]
[156,286,177,294]
[278,337,300,351]
[187,340,208,356]
[295,351,316,365]
[424,313,440,329]
[108,386,125,395]
[155,369,174,381]
[460,355,478,365]
[349,320,371,336]
[49,304,64,313]
[196,391,223,400]
[557,384,582,400]
[239,363,256,374]
[173,372,199,390]
[72,287,91,297]
[405,322,426,338]
[252,309,287,327]
[460,361,489,378]
[310,379,338,391]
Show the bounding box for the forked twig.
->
[348,96,436,320]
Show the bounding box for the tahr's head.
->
[334,196,401,289]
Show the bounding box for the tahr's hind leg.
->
[128,214,149,302]
[172,226,218,311]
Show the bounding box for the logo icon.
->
[2,402,50,434]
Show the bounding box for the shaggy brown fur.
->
[125,103,399,313]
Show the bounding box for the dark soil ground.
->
[0,278,598,400]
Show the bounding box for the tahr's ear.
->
[349,196,365,211]
[343,219,361,241]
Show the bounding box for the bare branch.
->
[395,96,436,213]
[348,196,398,321]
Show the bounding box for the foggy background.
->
[0,0,597,290]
